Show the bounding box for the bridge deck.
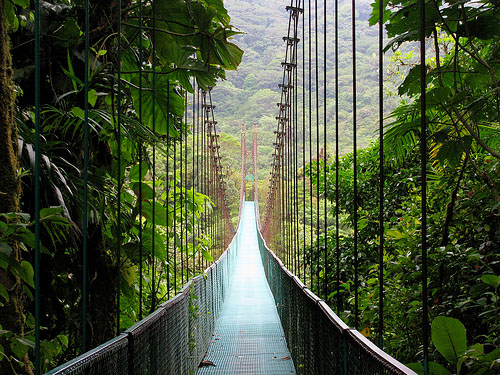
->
[197,202,295,375]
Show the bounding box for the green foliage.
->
[2,0,242,370]
[0,209,69,371]
[432,316,467,365]
[304,135,500,363]
[379,0,500,171]
[410,316,500,374]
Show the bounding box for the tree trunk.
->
[0,2,33,374]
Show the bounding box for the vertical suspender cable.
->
[116,0,122,335]
[209,101,212,265]
[289,96,293,270]
[352,0,359,330]
[323,0,328,302]
[315,0,320,293]
[151,0,157,311]
[206,98,210,268]
[420,0,429,372]
[166,82,171,298]
[287,33,295,273]
[334,0,341,315]
[206,120,210,260]
[192,82,196,274]
[184,91,189,277]
[174,117,178,292]
[137,0,144,320]
[281,138,286,264]
[82,0,89,352]
[34,0,41,373]
[213,122,217,256]
[294,6,300,278]
[283,103,290,268]
[288,81,292,269]
[302,4,306,283]
[185,91,190,273]
[286,107,289,268]
[184,92,188,271]
[196,89,201,272]
[289,68,293,271]
[378,0,385,348]
[308,0,313,288]
[180,92,185,286]
[208,115,211,261]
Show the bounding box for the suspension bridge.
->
[42,119,417,375]
[47,186,416,375]
[3,0,451,372]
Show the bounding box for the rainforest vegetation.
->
[0,0,242,373]
[0,0,499,374]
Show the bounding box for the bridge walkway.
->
[197,202,296,375]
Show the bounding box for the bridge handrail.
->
[45,334,129,374]
[255,215,417,375]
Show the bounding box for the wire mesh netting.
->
[43,334,129,375]
[46,227,240,375]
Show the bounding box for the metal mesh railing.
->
[46,228,240,375]
[43,334,129,375]
[256,226,416,375]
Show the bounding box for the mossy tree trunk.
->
[0,1,33,374]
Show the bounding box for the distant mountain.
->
[212,0,401,176]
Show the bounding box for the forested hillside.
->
[212,0,402,176]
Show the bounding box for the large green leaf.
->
[19,261,35,288]
[142,200,168,227]
[53,18,81,47]
[128,72,184,137]
[13,0,29,6]
[129,162,149,182]
[398,65,422,97]
[11,338,31,359]
[0,283,9,302]
[142,231,166,261]
[121,50,184,137]
[155,0,193,35]
[432,316,467,365]
[206,0,230,24]
[155,35,221,91]
[460,14,500,40]
[407,362,452,375]
[191,2,214,33]
[432,138,468,168]
[133,182,154,200]
[368,0,391,26]
[481,274,500,288]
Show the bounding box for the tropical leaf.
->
[432,316,467,365]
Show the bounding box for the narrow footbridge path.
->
[198,202,295,374]
[47,198,416,375]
